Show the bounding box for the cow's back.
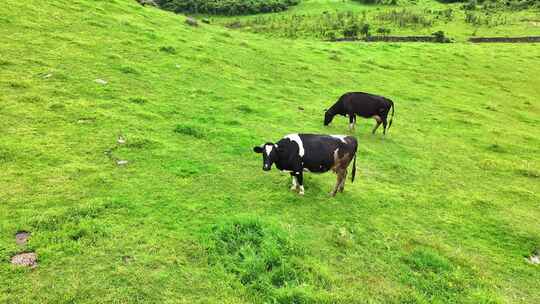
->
[299,134,356,172]
[343,92,391,117]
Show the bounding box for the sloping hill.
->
[1,0,539,303]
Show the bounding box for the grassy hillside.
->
[1,0,539,303]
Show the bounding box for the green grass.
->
[1,0,540,303]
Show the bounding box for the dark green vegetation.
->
[1,0,539,303]
[158,0,299,15]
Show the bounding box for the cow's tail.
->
[387,100,395,132]
[351,149,357,183]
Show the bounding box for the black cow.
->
[324,92,395,135]
[253,134,358,196]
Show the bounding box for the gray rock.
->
[528,254,540,265]
[15,232,30,246]
[186,17,198,27]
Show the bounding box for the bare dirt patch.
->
[11,252,38,268]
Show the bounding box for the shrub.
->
[343,24,359,38]
[360,23,371,37]
[376,27,391,36]
[432,30,451,43]
[157,0,300,15]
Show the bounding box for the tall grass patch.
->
[202,218,333,302]
[224,8,458,39]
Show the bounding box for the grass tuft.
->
[159,46,177,54]
[236,104,255,114]
[174,124,205,138]
[128,97,147,104]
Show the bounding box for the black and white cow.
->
[253,134,358,196]
[324,92,395,135]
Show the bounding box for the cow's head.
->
[253,143,278,171]
[323,109,335,126]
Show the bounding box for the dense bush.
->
[157,0,300,15]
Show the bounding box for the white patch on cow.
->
[285,134,305,157]
[299,185,305,195]
[303,168,311,172]
[331,135,347,143]
[264,145,273,156]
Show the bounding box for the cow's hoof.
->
[299,191,305,196]
[290,186,298,191]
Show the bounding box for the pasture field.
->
[1,0,539,303]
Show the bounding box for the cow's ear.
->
[253,146,264,153]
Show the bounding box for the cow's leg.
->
[296,172,305,195]
[372,115,382,134]
[349,114,356,131]
[338,169,348,192]
[382,116,388,135]
[331,169,345,197]
[290,173,298,191]
[372,122,382,134]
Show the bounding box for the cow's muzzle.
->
[263,165,271,171]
